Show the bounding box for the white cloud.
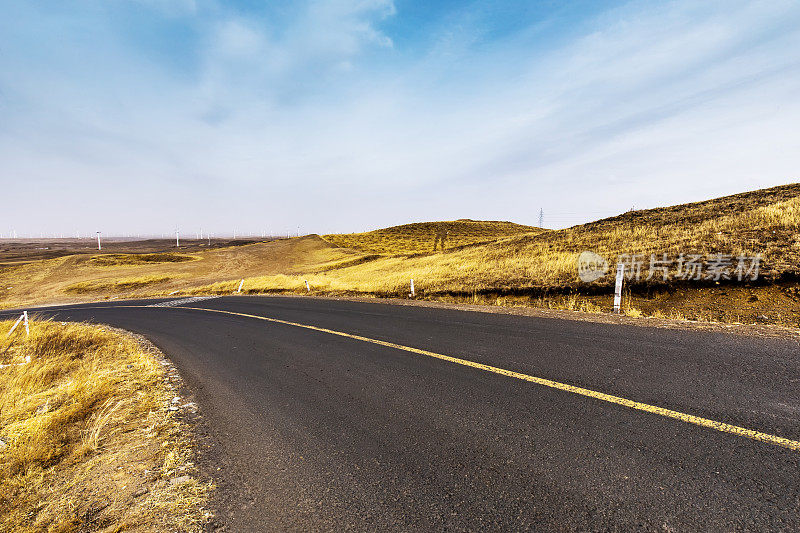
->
[1,0,800,235]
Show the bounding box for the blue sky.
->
[1,0,799,236]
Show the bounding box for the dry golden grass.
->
[0,320,210,532]
[65,275,178,294]
[89,253,198,267]
[323,219,543,255]
[309,183,800,293]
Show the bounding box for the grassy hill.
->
[2,183,799,325]
[241,183,800,294]
[322,220,543,255]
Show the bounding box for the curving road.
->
[4,296,800,531]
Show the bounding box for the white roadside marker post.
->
[96,231,102,251]
[613,263,625,314]
[176,229,180,248]
[410,279,415,298]
[305,280,311,293]
[237,279,244,294]
[6,313,24,337]
[1,311,31,363]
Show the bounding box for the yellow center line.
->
[31,303,800,452]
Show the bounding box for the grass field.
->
[0,320,209,531]
[89,253,198,267]
[65,275,180,293]
[1,183,799,326]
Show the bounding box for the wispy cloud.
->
[1,0,799,235]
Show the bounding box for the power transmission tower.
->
[538,208,544,228]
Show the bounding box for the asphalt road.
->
[5,296,800,531]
